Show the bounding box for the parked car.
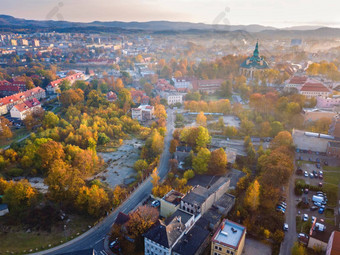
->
[304,188,309,194]
[316,163,321,169]
[319,207,325,214]
[309,173,314,178]
[314,202,322,207]
[303,214,309,221]
[283,223,289,231]
[304,171,308,177]
[316,158,320,163]
[298,233,308,239]
[319,174,323,179]
[310,206,318,211]
[319,170,323,175]
[319,182,323,187]
[151,200,160,207]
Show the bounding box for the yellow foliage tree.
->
[196,112,207,127]
[244,179,260,211]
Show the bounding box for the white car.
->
[283,223,289,231]
[303,214,309,221]
[304,171,308,177]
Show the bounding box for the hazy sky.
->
[1,0,340,28]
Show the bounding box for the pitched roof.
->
[13,98,41,112]
[289,76,308,84]
[0,87,44,107]
[300,82,330,92]
[114,212,130,225]
[329,231,340,255]
[144,218,185,248]
[0,85,20,92]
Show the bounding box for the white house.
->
[10,98,42,120]
[172,77,193,89]
[167,94,183,105]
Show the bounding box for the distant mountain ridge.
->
[0,15,340,37]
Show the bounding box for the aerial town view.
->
[0,1,340,255]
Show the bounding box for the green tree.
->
[195,126,211,150]
[183,169,195,180]
[43,111,59,128]
[133,160,148,173]
[193,148,211,174]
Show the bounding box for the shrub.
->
[7,167,24,177]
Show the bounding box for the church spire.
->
[253,40,259,57]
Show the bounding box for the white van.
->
[312,195,324,203]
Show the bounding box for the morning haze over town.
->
[0,1,340,255]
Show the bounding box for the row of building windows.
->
[214,246,234,255]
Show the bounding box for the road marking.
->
[95,237,105,245]
[100,251,108,255]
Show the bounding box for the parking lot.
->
[294,153,338,234]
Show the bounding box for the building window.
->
[219,247,222,251]
[215,246,218,250]
[227,250,230,254]
[230,252,234,255]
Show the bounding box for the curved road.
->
[30,109,174,255]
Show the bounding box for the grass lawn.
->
[0,128,30,149]
[323,183,338,208]
[0,215,96,254]
[296,160,312,167]
[324,171,340,186]
[325,208,334,218]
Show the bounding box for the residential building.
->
[160,190,184,217]
[130,90,149,105]
[33,39,40,47]
[317,96,340,109]
[210,219,246,255]
[144,209,195,255]
[46,72,85,94]
[172,77,193,89]
[106,91,117,102]
[192,79,224,94]
[20,39,29,46]
[326,142,340,158]
[240,42,269,78]
[0,87,46,115]
[284,76,308,92]
[10,39,17,46]
[131,105,154,121]
[299,82,331,98]
[326,231,340,255]
[167,94,183,105]
[180,176,230,216]
[10,98,42,120]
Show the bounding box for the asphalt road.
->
[279,172,297,255]
[30,109,174,255]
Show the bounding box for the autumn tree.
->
[75,184,110,217]
[196,112,207,127]
[3,179,37,214]
[244,179,260,211]
[183,169,195,180]
[0,117,13,139]
[208,148,227,175]
[291,242,307,255]
[154,104,167,119]
[192,147,211,174]
[113,185,127,207]
[37,140,65,171]
[60,88,84,107]
[169,139,179,154]
[271,131,293,150]
[127,205,159,238]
